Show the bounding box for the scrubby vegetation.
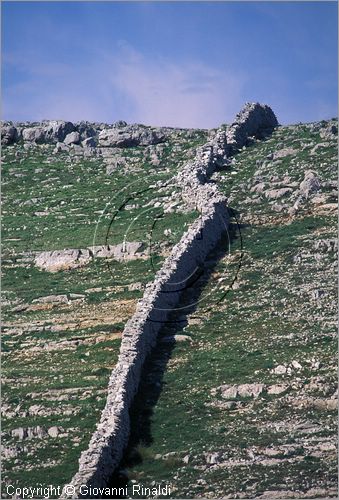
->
[119,120,338,499]
[1,128,206,493]
[2,119,337,498]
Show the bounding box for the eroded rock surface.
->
[34,242,148,272]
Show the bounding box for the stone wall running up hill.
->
[62,103,278,497]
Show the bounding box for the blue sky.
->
[2,1,338,127]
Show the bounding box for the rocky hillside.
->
[1,114,337,498]
[1,120,206,493]
[118,119,338,499]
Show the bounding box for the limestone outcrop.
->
[1,120,167,148]
[98,125,166,148]
[43,121,75,143]
[1,125,18,145]
[21,121,75,144]
[299,170,321,198]
[34,242,147,272]
[64,131,81,146]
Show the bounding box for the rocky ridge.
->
[2,119,172,149]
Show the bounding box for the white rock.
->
[272,147,296,159]
[299,170,320,198]
[265,187,293,200]
[274,365,287,375]
[35,249,92,272]
[220,385,238,400]
[11,427,27,440]
[237,383,265,398]
[267,384,289,395]
[64,131,80,145]
[33,294,68,304]
[48,426,60,438]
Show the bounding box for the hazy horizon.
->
[3,1,338,128]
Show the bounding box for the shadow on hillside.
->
[107,213,247,496]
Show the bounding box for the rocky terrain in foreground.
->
[2,119,205,493]
[1,113,338,498]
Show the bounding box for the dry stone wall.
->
[63,103,278,497]
[226,102,278,153]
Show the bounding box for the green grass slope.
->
[1,128,207,493]
[119,120,338,499]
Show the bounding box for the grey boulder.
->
[43,120,75,143]
[32,294,69,304]
[54,142,70,153]
[1,125,18,145]
[75,121,97,140]
[64,131,80,145]
[34,242,147,272]
[106,157,126,175]
[91,242,146,260]
[22,121,75,144]
[98,125,166,148]
[35,249,92,272]
[272,147,297,160]
[265,187,293,200]
[22,127,46,143]
[300,170,320,198]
